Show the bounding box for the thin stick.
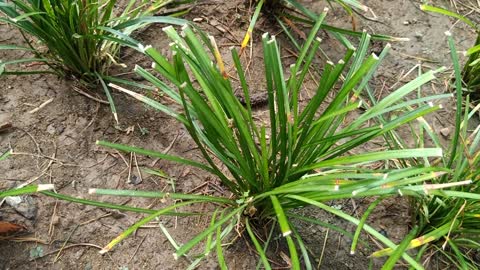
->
[442,200,467,250]
[16,127,42,167]
[150,131,181,167]
[53,224,80,262]
[29,98,53,114]
[317,228,329,268]
[127,152,133,184]
[10,152,76,166]
[127,235,147,264]
[133,152,143,184]
[30,243,103,261]
[80,213,112,226]
[48,201,58,238]
[72,86,109,104]
[113,150,129,167]
[0,236,48,244]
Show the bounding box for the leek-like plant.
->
[79,12,456,268]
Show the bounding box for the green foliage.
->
[421,4,480,99]
[465,35,480,99]
[373,31,480,269]
[405,33,480,269]
[0,0,187,123]
[239,0,406,57]
[0,1,476,268]
[0,0,185,84]
[0,184,55,197]
[80,12,464,267]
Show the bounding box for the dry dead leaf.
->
[0,221,26,235]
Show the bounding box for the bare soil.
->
[0,0,477,269]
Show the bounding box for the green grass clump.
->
[421,4,480,100]
[0,0,187,123]
[406,32,480,269]
[371,31,480,269]
[465,34,480,99]
[70,11,469,268]
[0,0,184,88]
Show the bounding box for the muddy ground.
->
[0,0,478,269]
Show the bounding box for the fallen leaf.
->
[0,221,26,235]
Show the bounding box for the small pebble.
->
[440,127,450,137]
[128,174,142,185]
[109,210,125,219]
[46,124,56,135]
[5,196,37,219]
[85,262,93,270]
[52,215,60,225]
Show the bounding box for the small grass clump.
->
[0,0,185,112]
[421,4,480,100]
[63,11,473,268]
[375,32,480,269]
[371,32,480,269]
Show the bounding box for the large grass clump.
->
[62,10,474,268]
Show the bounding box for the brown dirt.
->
[0,0,477,269]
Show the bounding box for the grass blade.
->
[89,188,234,205]
[351,196,385,255]
[381,226,419,270]
[174,206,246,259]
[240,0,264,54]
[216,215,228,270]
[0,184,54,197]
[420,5,477,29]
[245,218,272,270]
[100,200,199,254]
[96,140,214,173]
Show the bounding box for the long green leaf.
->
[100,200,199,254]
[1,184,54,198]
[381,226,419,270]
[96,140,214,173]
[90,188,235,205]
[420,5,477,29]
[294,148,442,174]
[245,218,272,270]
